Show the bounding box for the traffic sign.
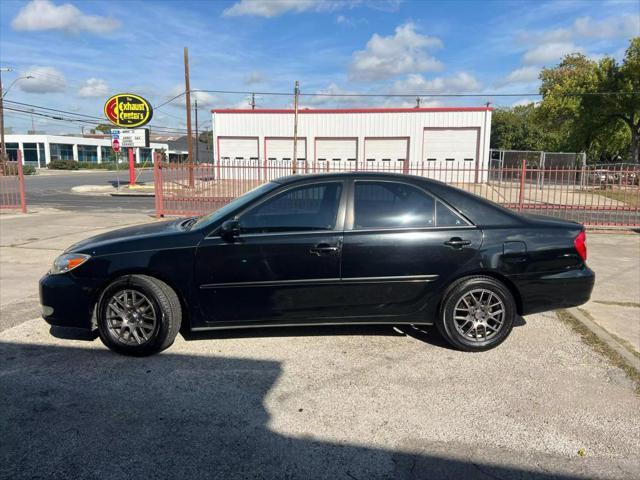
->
[112,138,121,153]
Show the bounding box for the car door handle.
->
[310,243,340,256]
[444,237,471,249]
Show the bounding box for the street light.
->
[0,67,34,159]
[2,75,35,97]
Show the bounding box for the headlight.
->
[50,253,91,274]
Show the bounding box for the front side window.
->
[239,182,343,234]
[354,181,435,229]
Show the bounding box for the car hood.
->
[66,218,188,254]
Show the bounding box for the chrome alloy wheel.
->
[453,288,505,342]
[106,289,157,346]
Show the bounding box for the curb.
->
[566,307,640,371]
[110,192,155,197]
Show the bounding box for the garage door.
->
[316,138,357,163]
[265,138,307,162]
[218,137,259,161]
[423,129,477,181]
[218,137,260,180]
[364,138,409,168]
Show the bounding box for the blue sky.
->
[0,0,638,135]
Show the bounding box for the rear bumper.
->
[39,273,96,330]
[512,266,595,316]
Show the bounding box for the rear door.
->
[339,179,482,319]
[194,180,347,325]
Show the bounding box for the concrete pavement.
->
[580,232,640,356]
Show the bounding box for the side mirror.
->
[220,219,240,240]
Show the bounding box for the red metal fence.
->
[0,151,27,213]
[153,154,640,227]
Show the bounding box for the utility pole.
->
[0,67,11,161]
[250,93,256,110]
[194,97,199,164]
[292,80,299,174]
[184,47,194,187]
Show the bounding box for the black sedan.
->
[40,172,595,356]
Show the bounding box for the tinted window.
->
[354,182,435,229]
[240,183,342,234]
[436,201,468,227]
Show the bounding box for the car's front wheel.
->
[437,276,516,352]
[96,274,182,356]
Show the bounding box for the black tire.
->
[96,274,182,356]
[436,275,516,352]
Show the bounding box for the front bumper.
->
[39,273,96,329]
[512,266,595,316]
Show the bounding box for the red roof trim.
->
[211,107,493,114]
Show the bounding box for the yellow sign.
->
[104,93,153,128]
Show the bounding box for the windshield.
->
[191,182,279,230]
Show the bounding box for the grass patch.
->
[556,309,640,395]
[592,190,640,207]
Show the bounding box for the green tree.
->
[537,38,639,163]
[95,123,113,134]
[490,104,551,151]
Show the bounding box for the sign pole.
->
[128,147,135,186]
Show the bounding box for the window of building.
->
[139,148,152,163]
[78,145,98,162]
[101,146,118,163]
[50,144,74,161]
[22,143,39,165]
[353,181,435,229]
[239,182,343,234]
[5,143,19,161]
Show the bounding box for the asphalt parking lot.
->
[0,209,638,480]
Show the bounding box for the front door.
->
[194,180,346,325]
[339,180,482,319]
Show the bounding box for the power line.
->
[4,100,188,134]
[192,88,637,98]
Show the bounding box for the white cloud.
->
[305,83,362,106]
[167,86,222,108]
[19,66,67,93]
[573,15,639,39]
[511,98,537,108]
[78,78,109,98]
[522,42,582,65]
[499,66,540,86]
[223,0,348,17]
[244,71,264,85]
[391,72,481,95]
[12,0,121,34]
[349,23,443,81]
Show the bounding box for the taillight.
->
[574,230,587,262]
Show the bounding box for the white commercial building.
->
[4,134,169,167]
[211,107,492,180]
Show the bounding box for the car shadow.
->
[0,340,612,480]
[50,316,528,352]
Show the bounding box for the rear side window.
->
[239,182,342,234]
[436,201,468,227]
[353,181,435,229]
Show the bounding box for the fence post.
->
[153,152,164,218]
[518,159,526,211]
[17,150,27,213]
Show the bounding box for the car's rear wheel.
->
[437,276,515,352]
[96,274,181,356]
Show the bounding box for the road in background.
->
[24,170,156,213]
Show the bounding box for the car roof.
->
[273,171,443,186]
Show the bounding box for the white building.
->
[4,134,170,167]
[211,107,492,180]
